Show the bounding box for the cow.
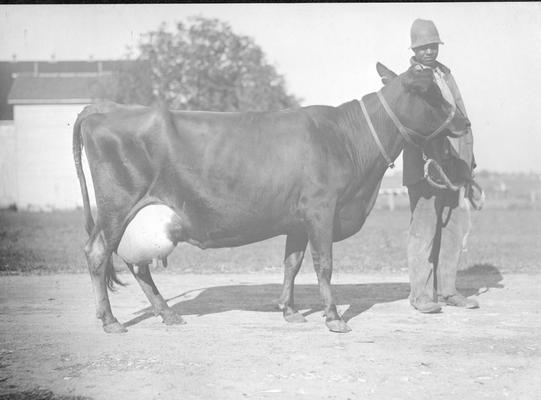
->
[73,63,469,334]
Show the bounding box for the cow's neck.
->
[335,96,404,229]
[338,93,404,179]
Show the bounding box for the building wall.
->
[0,121,16,207]
[14,104,95,210]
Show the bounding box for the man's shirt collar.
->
[409,57,450,74]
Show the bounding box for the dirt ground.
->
[1,269,540,400]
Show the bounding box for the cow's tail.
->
[72,110,95,235]
[104,255,123,290]
[72,107,123,290]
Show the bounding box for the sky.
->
[1,3,540,173]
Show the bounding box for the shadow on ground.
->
[124,264,503,328]
[0,388,91,400]
[457,263,504,296]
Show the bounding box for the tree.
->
[115,17,301,111]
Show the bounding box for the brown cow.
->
[73,63,469,333]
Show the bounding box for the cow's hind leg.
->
[278,231,308,323]
[126,263,185,325]
[85,230,127,333]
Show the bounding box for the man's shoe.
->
[440,293,479,309]
[412,296,442,314]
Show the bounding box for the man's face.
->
[413,43,439,67]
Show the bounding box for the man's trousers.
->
[407,192,471,307]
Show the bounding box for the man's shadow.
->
[124,263,503,328]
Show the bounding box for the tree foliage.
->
[115,17,301,111]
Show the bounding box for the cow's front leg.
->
[85,231,127,333]
[126,262,185,325]
[278,231,308,323]
[307,206,351,333]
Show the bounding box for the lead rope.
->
[423,155,462,191]
[427,194,454,303]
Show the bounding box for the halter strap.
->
[377,90,456,147]
[359,97,395,169]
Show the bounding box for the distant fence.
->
[377,183,541,211]
[378,187,408,211]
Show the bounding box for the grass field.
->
[1,207,539,276]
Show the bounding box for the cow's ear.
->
[376,62,398,85]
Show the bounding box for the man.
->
[405,19,479,313]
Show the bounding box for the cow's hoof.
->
[103,321,127,334]
[161,311,186,325]
[284,310,307,323]
[326,319,351,333]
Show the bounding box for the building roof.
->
[0,60,136,117]
[7,73,116,104]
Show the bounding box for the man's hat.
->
[410,19,444,49]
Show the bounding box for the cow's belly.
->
[117,205,181,265]
[183,217,297,249]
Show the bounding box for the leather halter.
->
[378,90,456,146]
[359,89,457,168]
[359,97,395,168]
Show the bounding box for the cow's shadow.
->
[123,263,503,328]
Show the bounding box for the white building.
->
[2,65,115,210]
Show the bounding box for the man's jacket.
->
[402,58,475,187]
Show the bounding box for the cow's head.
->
[375,62,470,143]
